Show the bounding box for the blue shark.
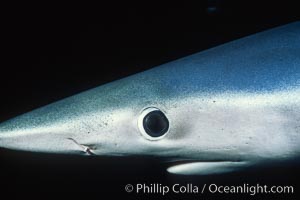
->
[0,21,299,175]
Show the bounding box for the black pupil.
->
[143,110,169,137]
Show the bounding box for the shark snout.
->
[0,116,84,154]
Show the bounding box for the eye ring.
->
[138,107,170,140]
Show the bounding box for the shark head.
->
[1,22,300,175]
[1,74,243,160]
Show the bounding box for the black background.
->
[1,1,300,199]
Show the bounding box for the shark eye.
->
[138,107,169,140]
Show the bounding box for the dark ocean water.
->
[0,149,299,199]
[1,1,299,199]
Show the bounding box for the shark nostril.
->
[67,138,96,155]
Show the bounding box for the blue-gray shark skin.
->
[0,22,300,175]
